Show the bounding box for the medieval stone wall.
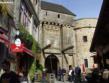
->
[39,22,74,69]
[39,3,98,72]
[39,9,75,69]
[73,18,97,70]
[40,10,75,25]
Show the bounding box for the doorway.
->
[45,54,59,76]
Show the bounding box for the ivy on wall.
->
[31,38,37,54]
[29,37,41,79]
[29,38,37,78]
[36,41,41,53]
[18,23,41,79]
[18,23,41,53]
[18,23,33,48]
[29,57,36,79]
[0,0,7,16]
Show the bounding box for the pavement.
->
[55,80,71,83]
[35,81,71,83]
[35,80,87,83]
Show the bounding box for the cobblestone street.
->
[35,80,87,83]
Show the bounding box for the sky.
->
[42,0,103,19]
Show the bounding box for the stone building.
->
[39,1,76,75]
[17,0,40,78]
[0,0,13,71]
[73,18,97,71]
[39,1,98,74]
[0,0,40,80]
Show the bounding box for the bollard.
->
[48,73,55,83]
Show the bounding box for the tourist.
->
[0,60,20,83]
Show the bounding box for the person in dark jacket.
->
[0,60,20,83]
[57,67,62,81]
[61,68,66,82]
[74,66,81,83]
[75,66,81,75]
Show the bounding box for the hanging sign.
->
[10,38,24,52]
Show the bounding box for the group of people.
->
[0,60,28,83]
[57,68,66,82]
[68,65,81,83]
[57,65,81,83]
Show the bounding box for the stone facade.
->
[40,9,75,25]
[39,23,75,70]
[73,18,97,71]
[39,1,98,73]
[39,1,76,71]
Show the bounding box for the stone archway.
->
[45,54,59,76]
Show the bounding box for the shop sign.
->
[10,38,24,52]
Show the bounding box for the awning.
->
[23,47,34,57]
[0,33,9,46]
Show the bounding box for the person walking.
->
[68,67,72,82]
[62,68,66,82]
[57,67,62,81]
[0,60,20,83]
[74,66,81,83]
[71,67,75,83]
[42,69,47,83]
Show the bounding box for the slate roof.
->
[41,1,76,16]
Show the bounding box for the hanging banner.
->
[10,38,24,52]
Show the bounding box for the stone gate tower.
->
[39,1,76,74]
[73,18,97,71]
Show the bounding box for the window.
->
[83,36,87,42]
[46,12,47,16]
[69,54,73,56]
[84,59,88,67]
[58,14,60,18]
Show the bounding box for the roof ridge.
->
[41,1,76,16]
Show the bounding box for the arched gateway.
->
[45,54,59,76]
